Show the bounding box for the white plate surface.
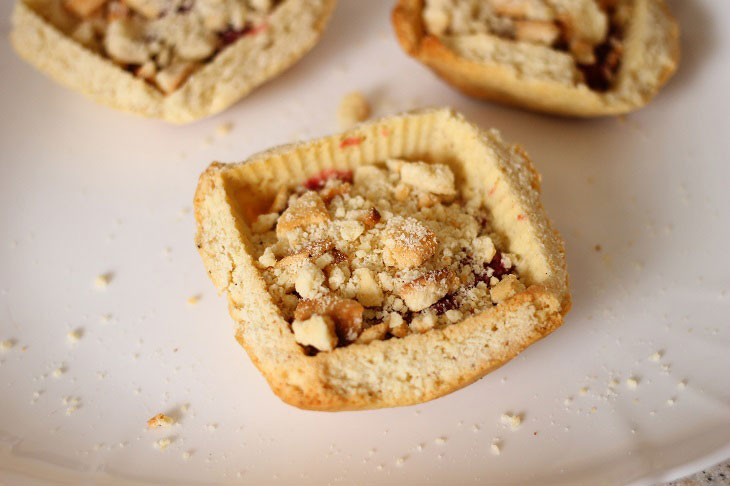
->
[1,0,729,484]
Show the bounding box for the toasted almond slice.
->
[381,216,438,269]
[276,192,330,239]
[154,61,197,94]
[398,269,459,312]
[64,0,108,18]
[514,20,560,45]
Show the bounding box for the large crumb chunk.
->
[399,161,456,196]
[276,192,330,238]
[147,413,175,429]
[292,315,338,351]
[337,91,371,129]
[489,274,526,304]
[353,268,384,307]
[382,216,438,269]
[399,269,458,312]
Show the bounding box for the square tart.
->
[194,108,570,410]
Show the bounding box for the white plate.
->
[1,0,729,484]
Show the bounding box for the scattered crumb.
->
[648,351,662,362]
[147,413,176,429]
[99,314,112,324]
[52,367,65,378]
[216,121,233,136]
[395,457,406,467]
[416,443,423,452]
[677,380,687,389]
[590,407,597,414]
[472,424,480,432]
[0,340,14,351]
[490,438,501,456]
[626,377,639,389]
[376,465,383,471]
[154,438,172,451]
[337,91,370,129]
[660,364,671,374]
[579,387,589,396]
[564,397,573,406]
[186,295,201,305]
[649,410,656,416]
[94,273,112,289]
[500,413,522,430]
[182,450,192,460]
[608,378,619,387]
[434,437,447,445]
[594,244,602,252]
[207,424,218,431]
[666,398,675,406]
[67,329,83,344]
[180,404,190,413]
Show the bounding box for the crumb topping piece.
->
[54,0,280,94]
[250,159,525,352]
[422,0,629,91]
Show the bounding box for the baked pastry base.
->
[392,0,680,117]
[194,108,570,410]
[10,0,337,123]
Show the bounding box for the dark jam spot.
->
[304,169,354,191]
[576,10,624,92]
[302,345,318,356]
[219,24,253,46]
[432,294,458,315]
[488,251,510,278]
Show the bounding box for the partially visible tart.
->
[11,0,337,122]
[392,0,679,116]
[194,109,570,410]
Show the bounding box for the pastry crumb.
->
[666,398,675,406]
[395,456,406,466]
[52,367,65,378]
[490,438,501,456]
[147,413,176,429]
[500,413,522,430]
[0,340,14,351]
[677,380,687,389]
[579,387,589,396]
[154,438,172,451]
[186,295,201,305]
[626,377,639,389]
[648,351,662,362]
[182,450,192,460]
[337,91,370,129]
[67,329,83,343]
[94,273,112,289]
[434,437,447,445]
[216,121,234,136]
[206,423,218,431]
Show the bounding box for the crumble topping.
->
[422,0,630,91]
[250,160,527,352]
[48,0,280,93]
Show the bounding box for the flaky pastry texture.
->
[194,108,570,410]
